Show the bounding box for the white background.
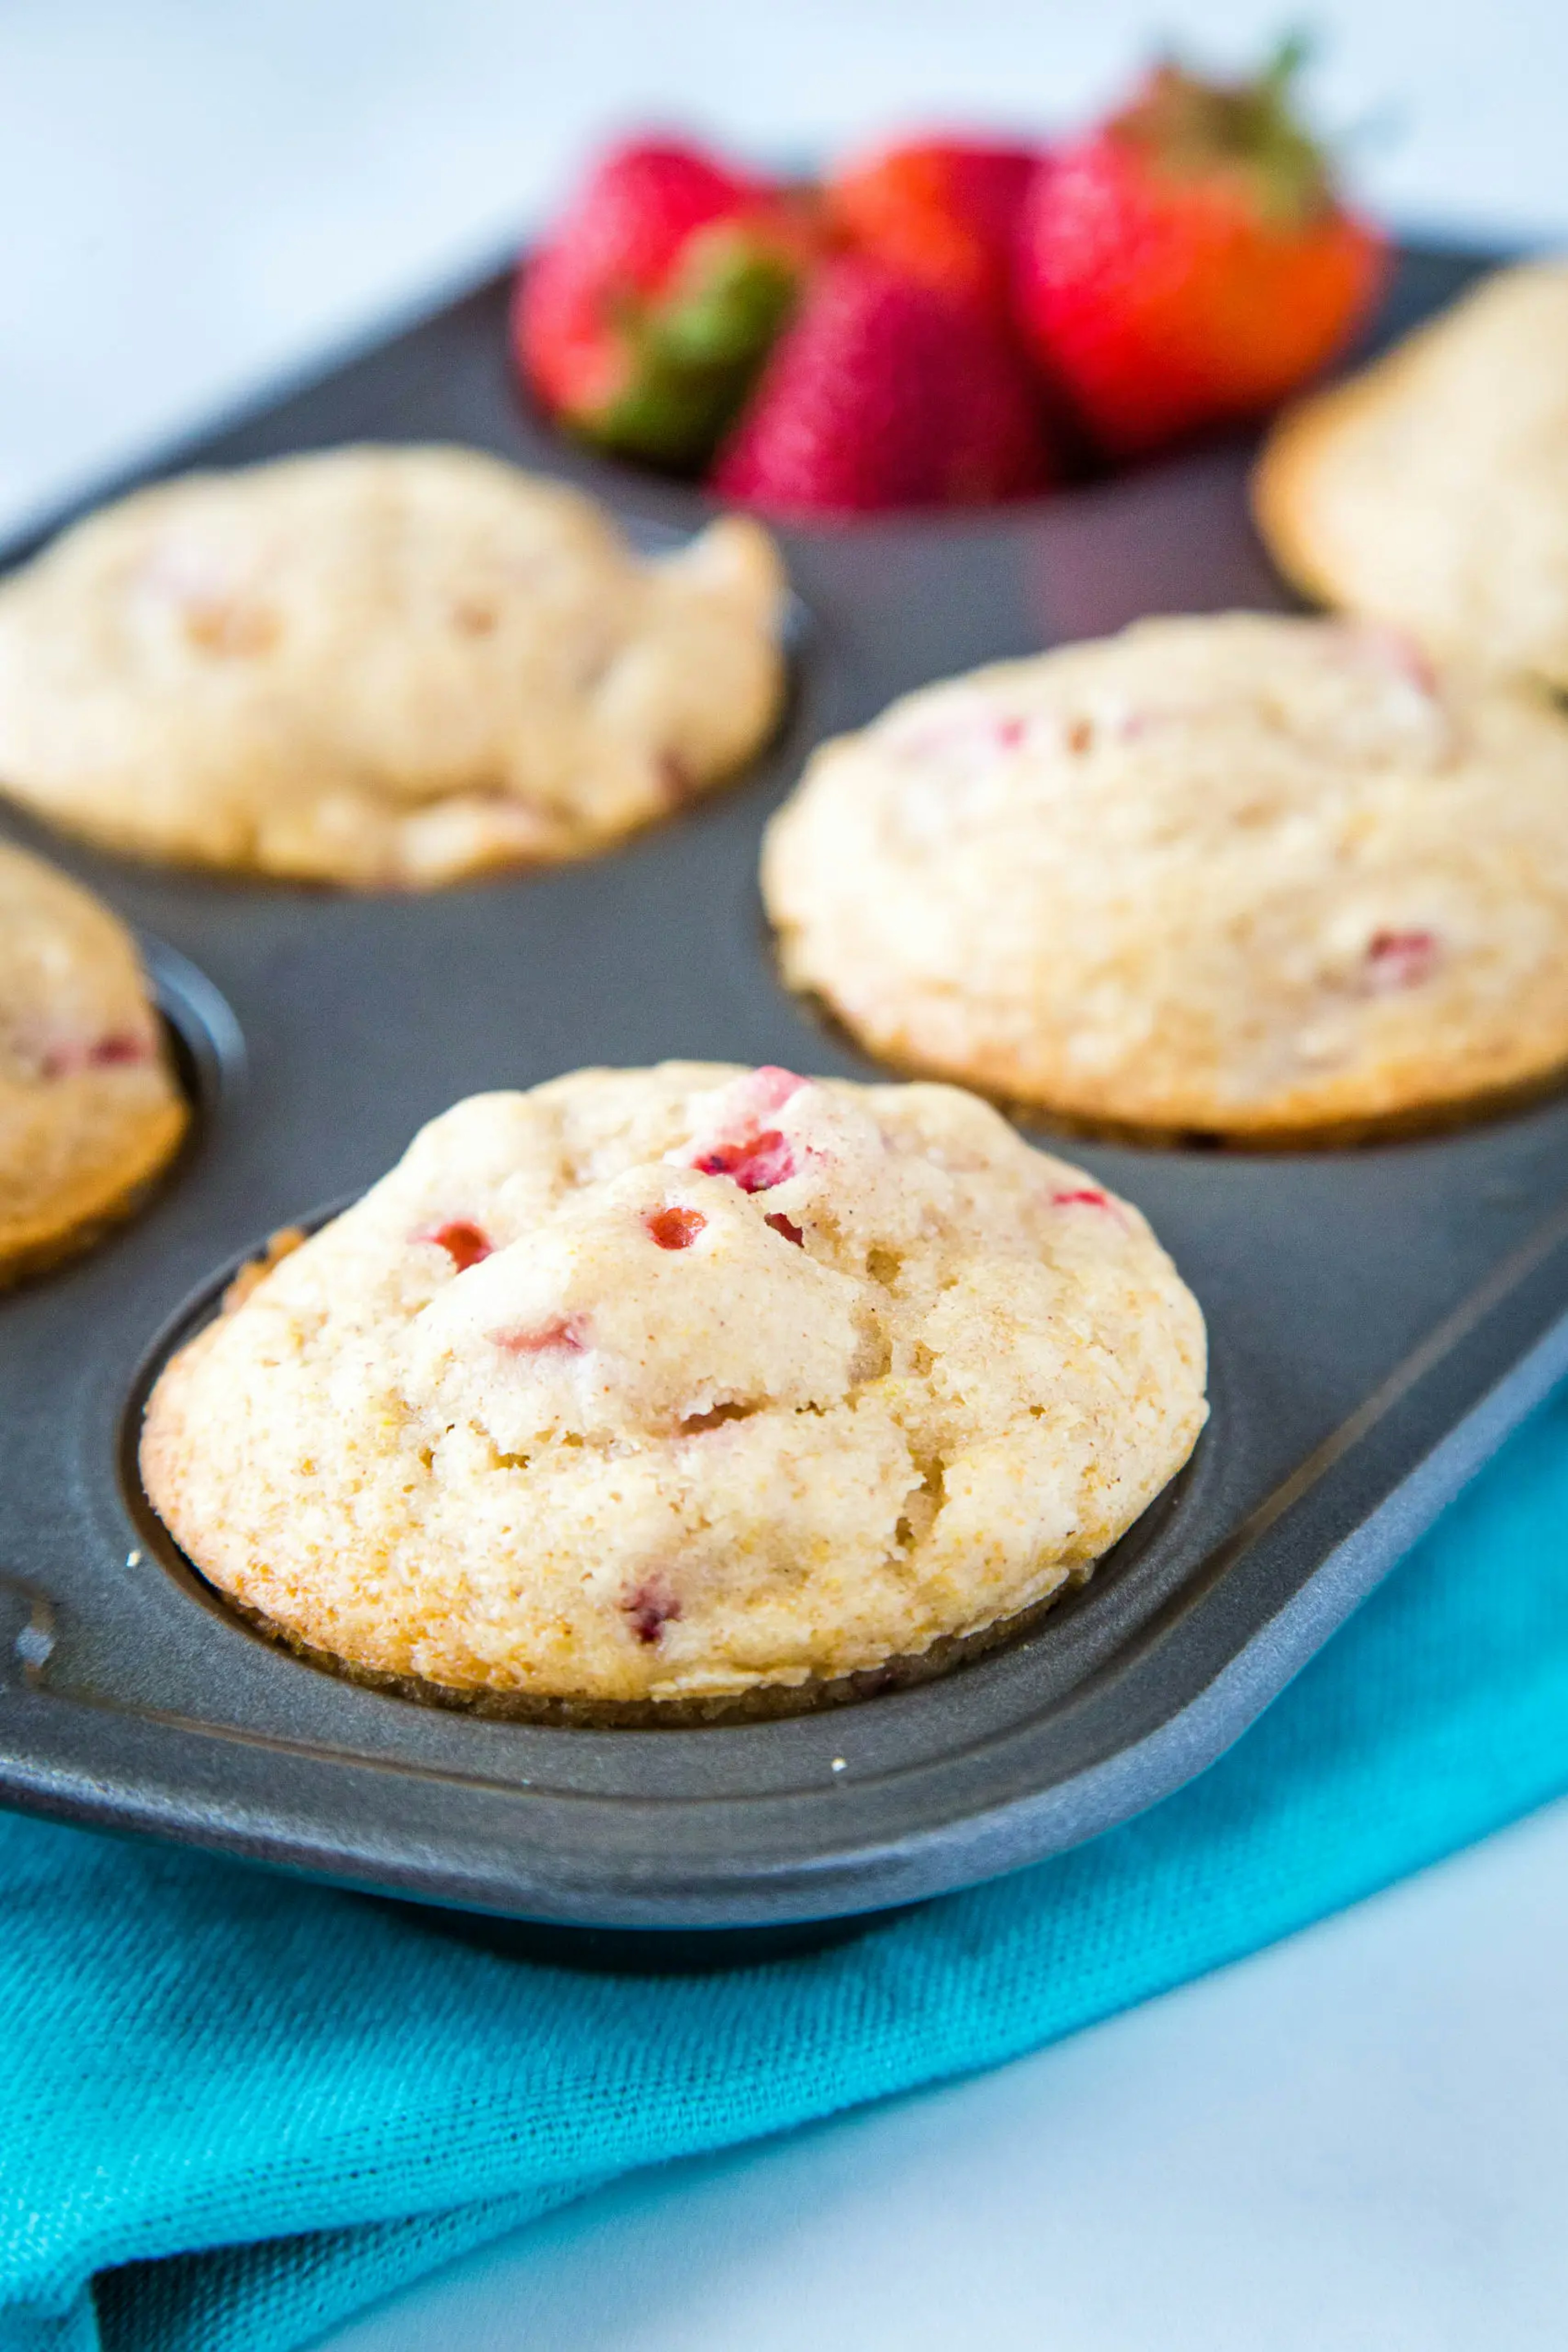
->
[3,4,1567,2346]
[3,0,1566,540]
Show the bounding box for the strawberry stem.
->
[1262,28,1314,96]
[1113,36,1340,230]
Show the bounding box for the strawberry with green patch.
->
[515,138,813,470]
[1015,40,1386,458]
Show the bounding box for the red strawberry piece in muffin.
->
[682,1064,809,1197]
[138,1063,1207,1714]
[645,1203,707,1249]
[1363,929,1440,993]
[419,1219,494,1271]
[623,1575,682,1644]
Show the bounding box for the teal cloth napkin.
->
[7,1383,1568,2352]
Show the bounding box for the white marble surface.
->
[3,5,1566,2347]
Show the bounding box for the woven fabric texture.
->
[4,1386,1568,2352]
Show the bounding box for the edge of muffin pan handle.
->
[934,1296,1568,1897]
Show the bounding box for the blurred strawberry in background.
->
[513,36,1388,515]
[711,254,1048,517]
[515,138,812,468]
[826,136,1043,320]
[1014,40,1387,457]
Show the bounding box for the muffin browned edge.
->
[140,1230,1151,1724]
[777,962,1568,1153]
[0,1089,189,1291]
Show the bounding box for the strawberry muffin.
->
[0,445,786,887]
[0,840,186,1284]
[139,1063,1207,1718]
[1255,262,1568,692]
[763,613,1568,1142]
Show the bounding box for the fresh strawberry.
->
[1015,40,1387,458]
[514,139,810,470]
[827,136,1044,317]
[710,255,1048,517]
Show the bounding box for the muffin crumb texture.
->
[0,445,786,886]
[763,612,1568,1140]
[0,839,187,1285]
[1255,260,1568,691]
[140,1063,1207,1712]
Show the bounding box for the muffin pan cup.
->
[3,241,1563,1971]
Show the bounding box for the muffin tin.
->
[4,239,1565,1967]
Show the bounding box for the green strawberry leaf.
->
[573,228,801,471]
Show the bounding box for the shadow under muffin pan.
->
[4,239,1567,1973]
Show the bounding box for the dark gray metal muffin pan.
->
[3,242,1563,1955]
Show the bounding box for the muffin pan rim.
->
[111,1196,1220,1743]
[5,1264,1565,1930]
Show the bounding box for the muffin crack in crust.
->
[0,840,187,1285]
[0,445,786,887]
[139,1063,1207,1715]
[762,613,1568,1141]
